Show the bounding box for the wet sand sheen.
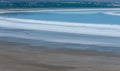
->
[0,41,120,71]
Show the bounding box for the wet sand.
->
[0,41,120,71]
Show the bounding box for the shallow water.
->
[0,9,120,53]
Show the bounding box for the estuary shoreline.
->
[0,40,120,71]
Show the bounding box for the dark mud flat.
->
[0,41,120,71]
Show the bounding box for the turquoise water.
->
[0,9,120,53]
[1,10,120,24]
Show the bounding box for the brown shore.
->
[0,41,120,71]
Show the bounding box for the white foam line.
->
[0,17,120,37]
[53,11,99,14]
[0,8,120,14]
[104,12,120,16]
[0,17,120,30]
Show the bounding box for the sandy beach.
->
[0,41,120,71]
[0,8,120,71]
